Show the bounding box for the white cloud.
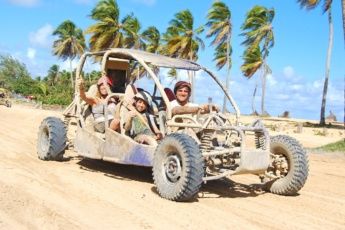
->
[60,59,78,71]
[290,84,302,90]
[27,47,36,59]
[313,80,323,88]
[29,24,53,49]
[283,66,294,78]
[5,0,40,7]
[266,74,277,86]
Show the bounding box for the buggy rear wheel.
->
[37,117,67,161]
[263,135,309,195]
[153,133,204,201]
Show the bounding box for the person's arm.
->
[124,111,136,131]
[198,104,220,114]
[171,106,200,116]
[107,101,117,118]
[171,104,220,115]
[77,78,96,106]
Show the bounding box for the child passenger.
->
[124,91,163,146]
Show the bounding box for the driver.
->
[170,81,220,144]
[171,81,219,115]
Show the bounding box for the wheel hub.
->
[164,155,182,182]
[272,154,289,177]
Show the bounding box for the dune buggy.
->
[0,88,12,108]
[37,48,308,201]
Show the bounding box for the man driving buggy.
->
[169,81,220,144]
[171,81,220,115]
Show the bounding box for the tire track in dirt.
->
[1,105,345,229]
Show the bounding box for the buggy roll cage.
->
[64,48,242,128]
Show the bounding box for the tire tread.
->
[267,135,309,195]
[37,117,67,161]
[153,133,204,201]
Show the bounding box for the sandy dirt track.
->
[0,104,344,230]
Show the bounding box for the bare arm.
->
[171,106,199,116]
[124,111,136,132]
[171,104,219,116]
[77,78,97,106]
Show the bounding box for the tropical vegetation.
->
[206,0,232,113]
[52,20,86,88]
[240,5,275,116]
[314,140,345,153]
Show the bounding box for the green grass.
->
[315,140,345,153]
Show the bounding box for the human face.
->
[136,98,148,112]
[175,86,190,105]
[98,84,108,97]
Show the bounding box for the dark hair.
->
[173,81,191,95]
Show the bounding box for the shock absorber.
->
[200,130,213,152]
[255,132,266,150]
[64,116,71,130]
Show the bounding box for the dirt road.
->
[0,105,344,230]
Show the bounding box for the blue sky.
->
[0,0,344,121]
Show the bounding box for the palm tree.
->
[213,42,232,70]
[142,26,161,53]
[141,26,161,78]
[206,1,232,112]
[123,17,146,50]
[167,68,178,85]
[241,46,271,115]
[52,20,86,88]
[241,5,275,116]
[47,64,59,86]
[160,27,180,58]
[85,0,133,52]
[163,10,204,102]
[297,0,334,126]
[164,10,204,60]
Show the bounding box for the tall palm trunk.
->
[320,7,333,125]
[188,71,195,103]
[189,50,195,103]
[222,33,231,113]
[251,69,261,115]
[261,58,267,116]
[69,58,74,88]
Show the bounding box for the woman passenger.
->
[77,76,120,133]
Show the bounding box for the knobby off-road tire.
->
[264,135,309,195]
[37,117,67,161]
[153,133,204,202]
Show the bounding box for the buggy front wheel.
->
[37,117,67,161]
[263,135,309,195]
[152,133,204,201]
